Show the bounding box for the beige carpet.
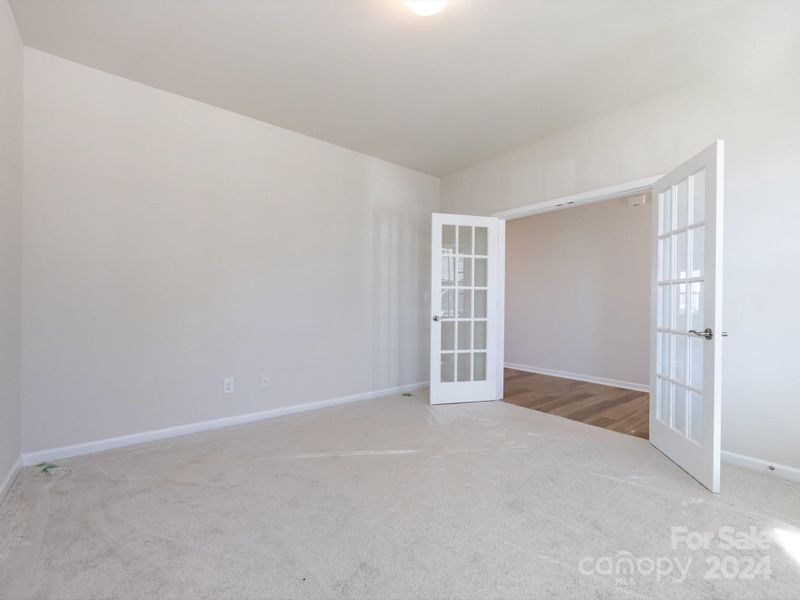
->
[1,392,799,599]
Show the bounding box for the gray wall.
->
[0,0,22,489]
[442,48,800,469]
[21,49,439,454]
[506,198,650,388]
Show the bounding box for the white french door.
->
[430,214,504,405]
[650,140,724,493]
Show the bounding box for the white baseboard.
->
[0,455,22,505]
[722,450,800,484]
[22,381,428,466]
[505,362,649,393]
[19,379,798,488]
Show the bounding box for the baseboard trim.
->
[722,450,800,484]
[0,456,22,505]
[505,362,649,393]
[22,381,428,466]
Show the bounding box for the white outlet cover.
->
[223,377,235,394]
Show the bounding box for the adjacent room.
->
[502,194,651,439]
[1,1,799,599]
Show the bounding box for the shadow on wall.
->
[368,165,433,391]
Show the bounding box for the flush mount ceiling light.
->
[404,0,448,17]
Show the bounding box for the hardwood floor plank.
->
[502,368,649,439]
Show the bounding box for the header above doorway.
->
[492,175,663,221]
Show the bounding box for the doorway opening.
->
[431,140,724,492]
[499,193,652,439]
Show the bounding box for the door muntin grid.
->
[655,168,706,443]
[440,224,489,383]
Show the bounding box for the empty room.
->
[1,1,799,599]
[502,194,651,439]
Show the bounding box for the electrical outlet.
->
[223,377,235,394]
[260,373,270,389]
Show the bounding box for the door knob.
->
[432,315,440,322]
[688,328,713,340]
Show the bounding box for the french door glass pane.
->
[658,238,670,282]
[689,282,703,329]
[474,227,488,256]
[441,254,455,286]
[458,226,472,255]
[673,283,687,330]
[689,336,703,390]
[691,169,706,224]
[673,231,687,279]
[690,226,704,278]
[457,321,471,350]
[457,290,472,318]
[441,354,455,383]
[457,257,472,286]
[673,385,687,435]
[657,332,669,376]
[474,290,487,318]
[657,378,670,424]
[689,391,703,442]
[474,321,487,350]
[675,179,689,230]
[457,352,471,382]
[474,258,488,287]
[473,353,487,381]
[673,334,686,382]
[441,321,455,351]
[441,289,455,318]
[442,225,456,252]
[658,285,670,328]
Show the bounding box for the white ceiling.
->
[9,1,798,176]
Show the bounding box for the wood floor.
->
[503,368,650,439]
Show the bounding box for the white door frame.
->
[488,166,724,492]
[491,175,665,222]
[490,175,664,395]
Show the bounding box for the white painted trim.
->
[0,456,22,505]
[492,175,664,221]
[504,362,649,393]
[22,381,428,466]
[722,451,800,484]
[495,219,506,401]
